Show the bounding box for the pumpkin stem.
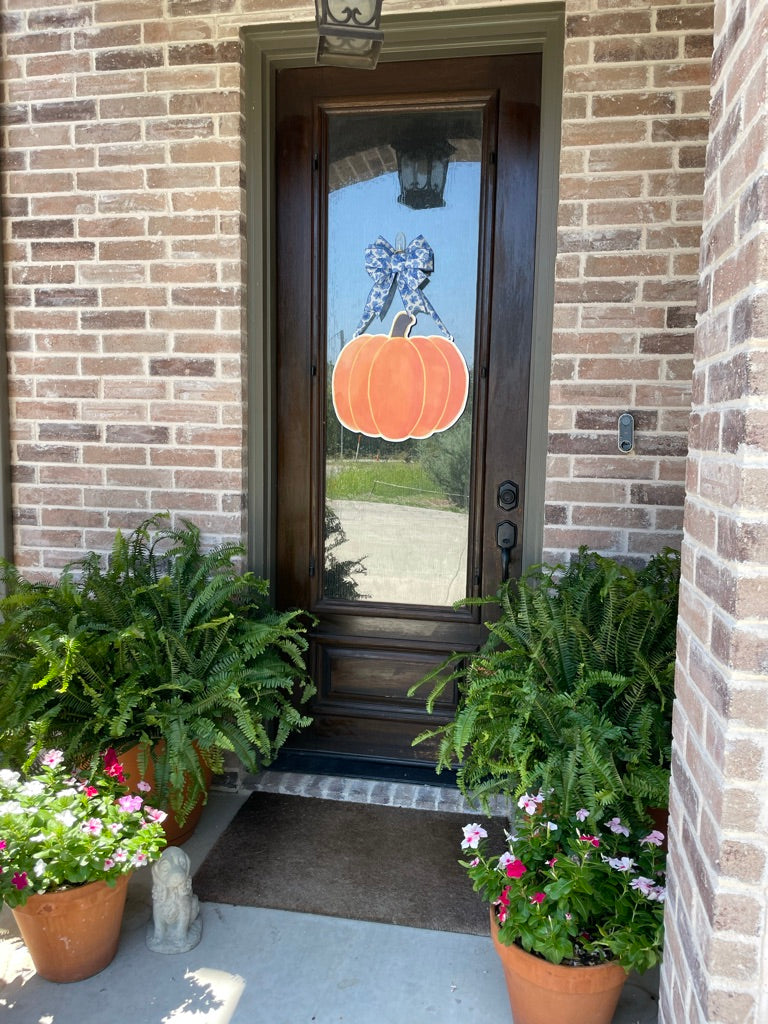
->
[389,311,415,339]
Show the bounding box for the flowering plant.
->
[461,793,666,975]
[0,748,167,909]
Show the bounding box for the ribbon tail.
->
[354,275,397,336]
[396,281,453,341]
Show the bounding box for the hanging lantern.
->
[314,0,384,70]
[395,137,455,210]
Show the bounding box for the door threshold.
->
[269,750,458,788]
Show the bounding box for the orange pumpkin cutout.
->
[332,311,469,443]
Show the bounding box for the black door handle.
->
[496,520,517,582]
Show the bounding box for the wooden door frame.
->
[242,4,564,580]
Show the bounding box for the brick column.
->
[660,0,768,1019]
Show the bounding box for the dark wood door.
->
[275,53,541,769]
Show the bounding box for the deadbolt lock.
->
[497,480,519,511]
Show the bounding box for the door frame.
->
[242,4,565,580]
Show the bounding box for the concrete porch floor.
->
[0,775,659,1023]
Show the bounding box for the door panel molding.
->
[243,4,564,579]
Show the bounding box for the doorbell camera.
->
[618,413,634,453]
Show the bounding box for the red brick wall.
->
[1,1,247,569]
[660,0,768,1018]
[545,0,713,564]
[0,0,711,573]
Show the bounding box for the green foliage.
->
[418,405,472,511]
[410,547,680,832]
[0,514,315,823]
[326,458,453,509]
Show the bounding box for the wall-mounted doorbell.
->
[618,413,634,453]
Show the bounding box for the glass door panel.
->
[323,106,483,608]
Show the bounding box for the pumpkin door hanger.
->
[332,310,469,443]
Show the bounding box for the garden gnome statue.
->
[147,846,202,953]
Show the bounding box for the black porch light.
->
[314,0,384,70]
[395,137,455,210]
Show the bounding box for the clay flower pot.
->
[119,743,212,847]
[12,873,131,983]
[490,909,628,1024]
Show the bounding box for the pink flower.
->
[630,876,656,896]
[641,830,665,847]
[11,871,28,890]
[606,856,635,872]
[461,823,488,850]
[143,806,168,824]
[117,794,143,813]
[136,780,152,793]
[575,808,589,822]
[82,818,103,836]
[495,885,512,922]
[0,840,6,850]
[103,749,126,784]
[530,892,546,905]
[605,817,630,837]
[546,857,558,868]
[42,750,63,768]
[517,792,544,815]
[113,849,128,863]
[578,833,600,848]
[103,858,115,870]
[506,859,527,879]
[131,851,149,868]
[83,786,99,799]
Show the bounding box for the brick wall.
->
[544,0,713,564]
[660,0,768,1019]
[0,0,712,572]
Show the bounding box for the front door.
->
[275,53,541,770]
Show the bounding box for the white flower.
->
[461,823,488,850]
[0,769,20,787]
[0,800,24,815]
[33,859,46,877]
[497,851,515,872]
[19,780,46,797]
[575,808,589,822]
[56,809,76,827]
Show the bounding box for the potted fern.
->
[410,547,680,834]
[0,514,315,840]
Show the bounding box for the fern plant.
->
[409,547,680,832]
[0,514,315,823]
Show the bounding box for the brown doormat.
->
[192,790,501,935]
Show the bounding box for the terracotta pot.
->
[490,909,627,1024]
[119,743,212,846]
[12,873,130,983]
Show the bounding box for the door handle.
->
[496,520,518,582]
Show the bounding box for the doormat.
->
[192,790,501,935]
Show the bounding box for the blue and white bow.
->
[354,234,452,339]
